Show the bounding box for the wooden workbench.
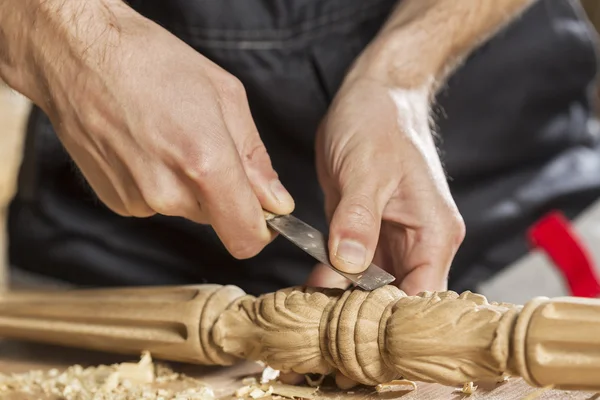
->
[0,338,596,400]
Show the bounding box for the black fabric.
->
[8,0,600,295]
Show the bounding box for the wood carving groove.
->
[0,284,599,391]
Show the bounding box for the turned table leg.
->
[0,83,30,291]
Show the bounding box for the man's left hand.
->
[308,76,465,295]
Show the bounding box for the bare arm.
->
[0,0,295,258]
[0,0,128,114]
[312,0,538,292]
[348,0,537,92]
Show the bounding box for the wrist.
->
[344,0,535,96]
[343,30,443,98]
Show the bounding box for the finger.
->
[188,134,274,260]
[320,184,340,224]
[328,178,393,274]
[146,183,209,225]
[72,150,155,218]
[400,263,449,296]
[133,164,209,223]
[144,184,209,224]
[305,263,350,289]
[394,218,464,295]
[218,77,295,215]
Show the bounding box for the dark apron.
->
[8,0,600,295]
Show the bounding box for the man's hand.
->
[0,0,294,258]
[312,77,465,295]
[309,0,536,294]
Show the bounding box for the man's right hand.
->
[0,0,294,258]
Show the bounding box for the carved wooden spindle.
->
[508,296,600,391]
[0,284,599,391]
[0,285,246,365]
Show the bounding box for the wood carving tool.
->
[264,211,395,290]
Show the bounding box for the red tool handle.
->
[528,211,600,298]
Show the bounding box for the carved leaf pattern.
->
[386,291,517,385]
[213,287,518,386]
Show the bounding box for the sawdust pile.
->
[0,352,214,400]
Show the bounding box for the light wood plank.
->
[0,82,30,290]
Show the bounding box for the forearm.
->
[0,0,33,90]
[0,0,128,112]
[348,0,537,93]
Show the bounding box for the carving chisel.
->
[264,212,395,290]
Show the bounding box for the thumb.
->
[328,183,385,274]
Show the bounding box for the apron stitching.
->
[164,0,396,42]
[168,3,394,50]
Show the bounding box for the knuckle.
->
[145,193,185,216]
[183,157,219,190]
[216,75,246,101]
[123,196,157,218]
[341,199,377,229]
[447,211,466,247]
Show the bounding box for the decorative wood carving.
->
[0,285,598,391]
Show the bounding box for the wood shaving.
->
[249,387,268,398]
[235,366,316,400]
[235,385,253,397]
[242,377,258,386]
[115,350,155,384]
[0,352,215,400]
[304,374,324,388]
[243,385,274,399]
[375,379,417,393]
[260,367,280,384]
[456,382,477,395]
[234,381,317,400]
[269,383,317,399]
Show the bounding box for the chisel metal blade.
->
[265,212,395,290]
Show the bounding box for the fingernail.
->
[335,239,367,272]
[270,180,294,206]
